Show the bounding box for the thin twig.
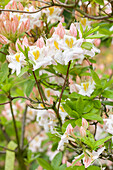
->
[20,105,28,150]
[0,145,16,152]
[32,71,45,107]
[57,61,71,122]
[0,123,10,142]
[0,51,7,55]
[9,100,20,151]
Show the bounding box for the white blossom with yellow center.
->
[43,7,62,23]
[6,52,26,76]
[75,80,95,96]
[28,46,53,71]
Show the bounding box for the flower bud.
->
[80,126,86,137]
[66,124,73,135]
[82,118,88,130]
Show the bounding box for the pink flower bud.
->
[82,118,88,130]
[0,34,9,44]
[80,126,86,137]
[70,23,77,37]
[94,39,101,47]
[66,124,73,135]
[18,2,24,10]
[12,1,17,9]
[36,37,45,48]
[55,22,65,39]
[24,19,30,32]
[83,154,91,168]
[22,36,29,49]
[5,21,12,34]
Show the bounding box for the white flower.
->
[59,105,68,123]
[57,124,75,150]
[43,7,62,23]
[6,52,26,76]
[83,147,105,168]
[103,114,113,135]
[37,105,57,133]
[75,80,95,96]
[28,46,53,71]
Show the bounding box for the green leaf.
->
[51,152,62,168]
[87,166,101,170]
[75,118,82,127]
[81,42,93,50]
[94,136,111,148]
[62,119,76,132]
[85,34,105,39]
[25,80,35,97]
[90,69,101,85]
[0,62,9,82]
[72,154,84,167]
[66,166,85,170]
[62,104,79,118]
[93,100,101,109]
[94,0,104,5]
[76,97,84,114]
[18,66,29,77]
[102,90,113,99]
[59,164,67,170]
[83,26,99,38]
[80,24,83,36]
[54,63,67,75]
[5,141,17,170]
[83,100,94,113]
[83,113,103,122]
[37,158,53,170]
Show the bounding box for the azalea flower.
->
[83,147,105,168]
[57,124,75,150]
[75,80,95,96]
[28,46,53,71]
[103,114,113,135]
[6,52,26,76]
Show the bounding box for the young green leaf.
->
[51,152,62,169]
[37,158,53,170]
[5,141,17,170]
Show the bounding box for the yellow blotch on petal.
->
[60,106,65,112]
[29,110,33,115]
[49,7,54,15]
[54,41,59,50]
[15,54,20,62]
[80,18,87,27]
[40,104,44,108]
[33,50,40,60]
[83,82,89,91]
[47,90,50,97]
[65,38,73,48]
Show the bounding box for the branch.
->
[20,105,28,150]
[0,123,10,142]
[0,145,16,152]
[57,61,71,122]
[32,71,46,108]
[9,100,20,151]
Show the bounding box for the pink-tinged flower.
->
[16,36,28,52]
[94,39,101,47]
[82,118,88,130]
[18,2,24,10]
[70,23,77,37]
[54,22,65,39]
[80,126,86,137]
[66,123,74,135]
[0,34,9,44]
[83,154,91,168]
[12,1,17,9]
[36,37,45,48]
